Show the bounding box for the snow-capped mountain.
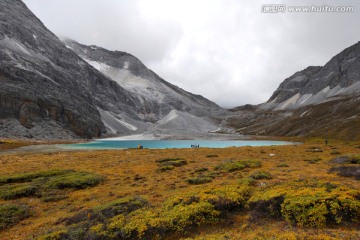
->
[261,42,360,110]
[0,0,223,139]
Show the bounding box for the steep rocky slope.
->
[228,41,360,140]
[261,42,360,110]
[0,0,223,139]
[63,39,223,135]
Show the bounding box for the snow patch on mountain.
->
[85,59,166,103]
[290,75,305,82]
[97,108,140,134]
[0,36,31,56]
[153,109,218,133]
[262,82,360,110]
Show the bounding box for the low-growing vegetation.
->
[214,159,261,172]
[0,139,360,239]
[187,174,215,185]
[248,180,360,227]
[156,158,187,171]
[0,204,30,230]
[277,163,289,167]
[0,170,104,201]
[0,169,73,185]
[42,185,252,239]
[249,170,272,180]
[0,183,38,200]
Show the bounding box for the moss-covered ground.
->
[0,138,359,239]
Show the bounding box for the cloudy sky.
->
[23,0,360,108]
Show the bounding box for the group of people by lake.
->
[191,144,200,148]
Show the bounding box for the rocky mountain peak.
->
[261,41,360,111]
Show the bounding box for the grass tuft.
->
[250,171,272,180]
[0,170,74,186]
[156,158,187,171]
[0,170,104,200]
[0,183,38,200]
[0,204,30,230]
[215,159,261,172]
[44,172,104,190]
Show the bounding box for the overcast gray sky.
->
[23,0,360,108]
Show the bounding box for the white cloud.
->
[23,0,360,108]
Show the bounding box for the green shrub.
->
[277,163,289,167]
[250,171,272,180]
[107,202,220,239]
[47,186,253,240]
[0,170,103,201]
[248,181,360,227]
[94,196,149,218]
[0,183,38,200]
[0,204,30,230]
[238,177,256,186]
[37,230,67,240]
[44,172,104,190]
[248,195,285,221]
[195,167,208,173]
[160,159,187,167]
[61,196,149,226]
[156,158,187,172]
[0,170,74,185]
[187,176,213,185]
[205,185,252,211]
[215,159,261,172]
[187,171,216,185]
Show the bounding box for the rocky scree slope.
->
[0,0,223,139]
[63,39,224,135]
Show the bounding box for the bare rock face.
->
[0,0,113,138]
[267,66,322,104]
[63,39,222,120]
[227,41,360,140]
[0,0,224,139]
[262,42,360,110]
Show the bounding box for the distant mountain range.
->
[1,0,359,140]
[0,0,224,139]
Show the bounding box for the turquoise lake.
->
[66,140,294,150]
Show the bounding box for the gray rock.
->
[0,0,224,139]
[262,41,360,110]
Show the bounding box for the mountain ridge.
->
[228,40,360,140]
[261,41,360,110]
[0,0,223,139]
